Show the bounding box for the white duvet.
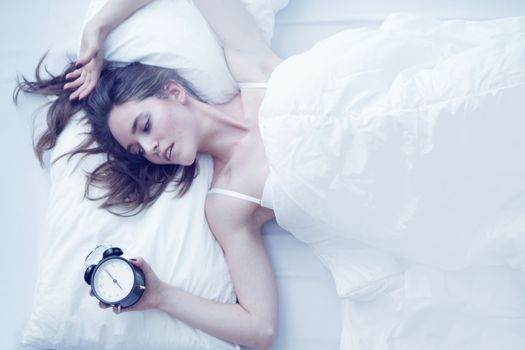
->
[259,14,525,349]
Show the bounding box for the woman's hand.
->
[64,21,105,100]
[89,256,166,315]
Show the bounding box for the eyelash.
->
[134,117,151,157]
[143,117,151,133]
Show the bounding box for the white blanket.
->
[259,13,525,349]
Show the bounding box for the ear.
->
[164,80,187,104]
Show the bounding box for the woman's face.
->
[108,91,199,166]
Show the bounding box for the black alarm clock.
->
[84,246,146,309]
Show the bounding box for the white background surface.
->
[2,0,525,349]
[1,1,52,349]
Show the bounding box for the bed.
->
[2,0,525,349]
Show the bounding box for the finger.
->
[67,71,87,98]
[129,257,143,266]
[85,78,98,97]
[69,87,82,101]
[112,305,123,314]
[118,304,135,313]
[76,75,91,100]
[75,57,90,68]
[76,50,98,67]
[129,257,150,273]
[79,84,95,100]
[69,78,89,100]
[64,75,85,90]
[78,75,95,100]
[65,69,82,80]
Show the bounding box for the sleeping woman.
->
[16,0,525,349]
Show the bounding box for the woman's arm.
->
[87,0,155,38]
[195,195,277,349]
[68,0,282,98]
[65,0,156,99]
[156,221,277,349]
[99,196,277,349]
[192,0,283,82]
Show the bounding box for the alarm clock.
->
[84,246,146,309]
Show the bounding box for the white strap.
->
[238,82,268,88]
[208,188,262,205]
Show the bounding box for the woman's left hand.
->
[64,21,104,100]
[90,256,166,315]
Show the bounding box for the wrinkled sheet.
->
[260,13,525,349]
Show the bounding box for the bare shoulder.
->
[205,193,261,242]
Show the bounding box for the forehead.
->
[109,96,165,124]
[109,99,142,123]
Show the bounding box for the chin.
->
[178,156,196,167]
[181,152,199,166]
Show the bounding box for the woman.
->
[18,0,281,349]
[17,0,525,348]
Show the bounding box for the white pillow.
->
[21,115,239,349]
[81,0,289,104]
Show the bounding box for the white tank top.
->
[208,174,274,210]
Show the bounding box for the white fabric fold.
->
[259,13,525,349]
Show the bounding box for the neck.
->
[193,93,248,165]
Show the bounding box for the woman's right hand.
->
[89,256,166,314]
[64,21,105,100]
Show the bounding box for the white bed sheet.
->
[3,1,525,349]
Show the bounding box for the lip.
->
[164,143,174,161]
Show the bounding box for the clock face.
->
[92,258,135,303]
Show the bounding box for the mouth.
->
[164,143,174,161]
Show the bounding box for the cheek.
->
[159,108,179,133]
[164,118,184,142]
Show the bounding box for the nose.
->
[141,138,159,157]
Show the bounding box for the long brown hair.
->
[14,56,204,216]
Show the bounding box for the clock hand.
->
[114,280,124,291]
[105,270,124,291]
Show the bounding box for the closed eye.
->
[143,116,151,133]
